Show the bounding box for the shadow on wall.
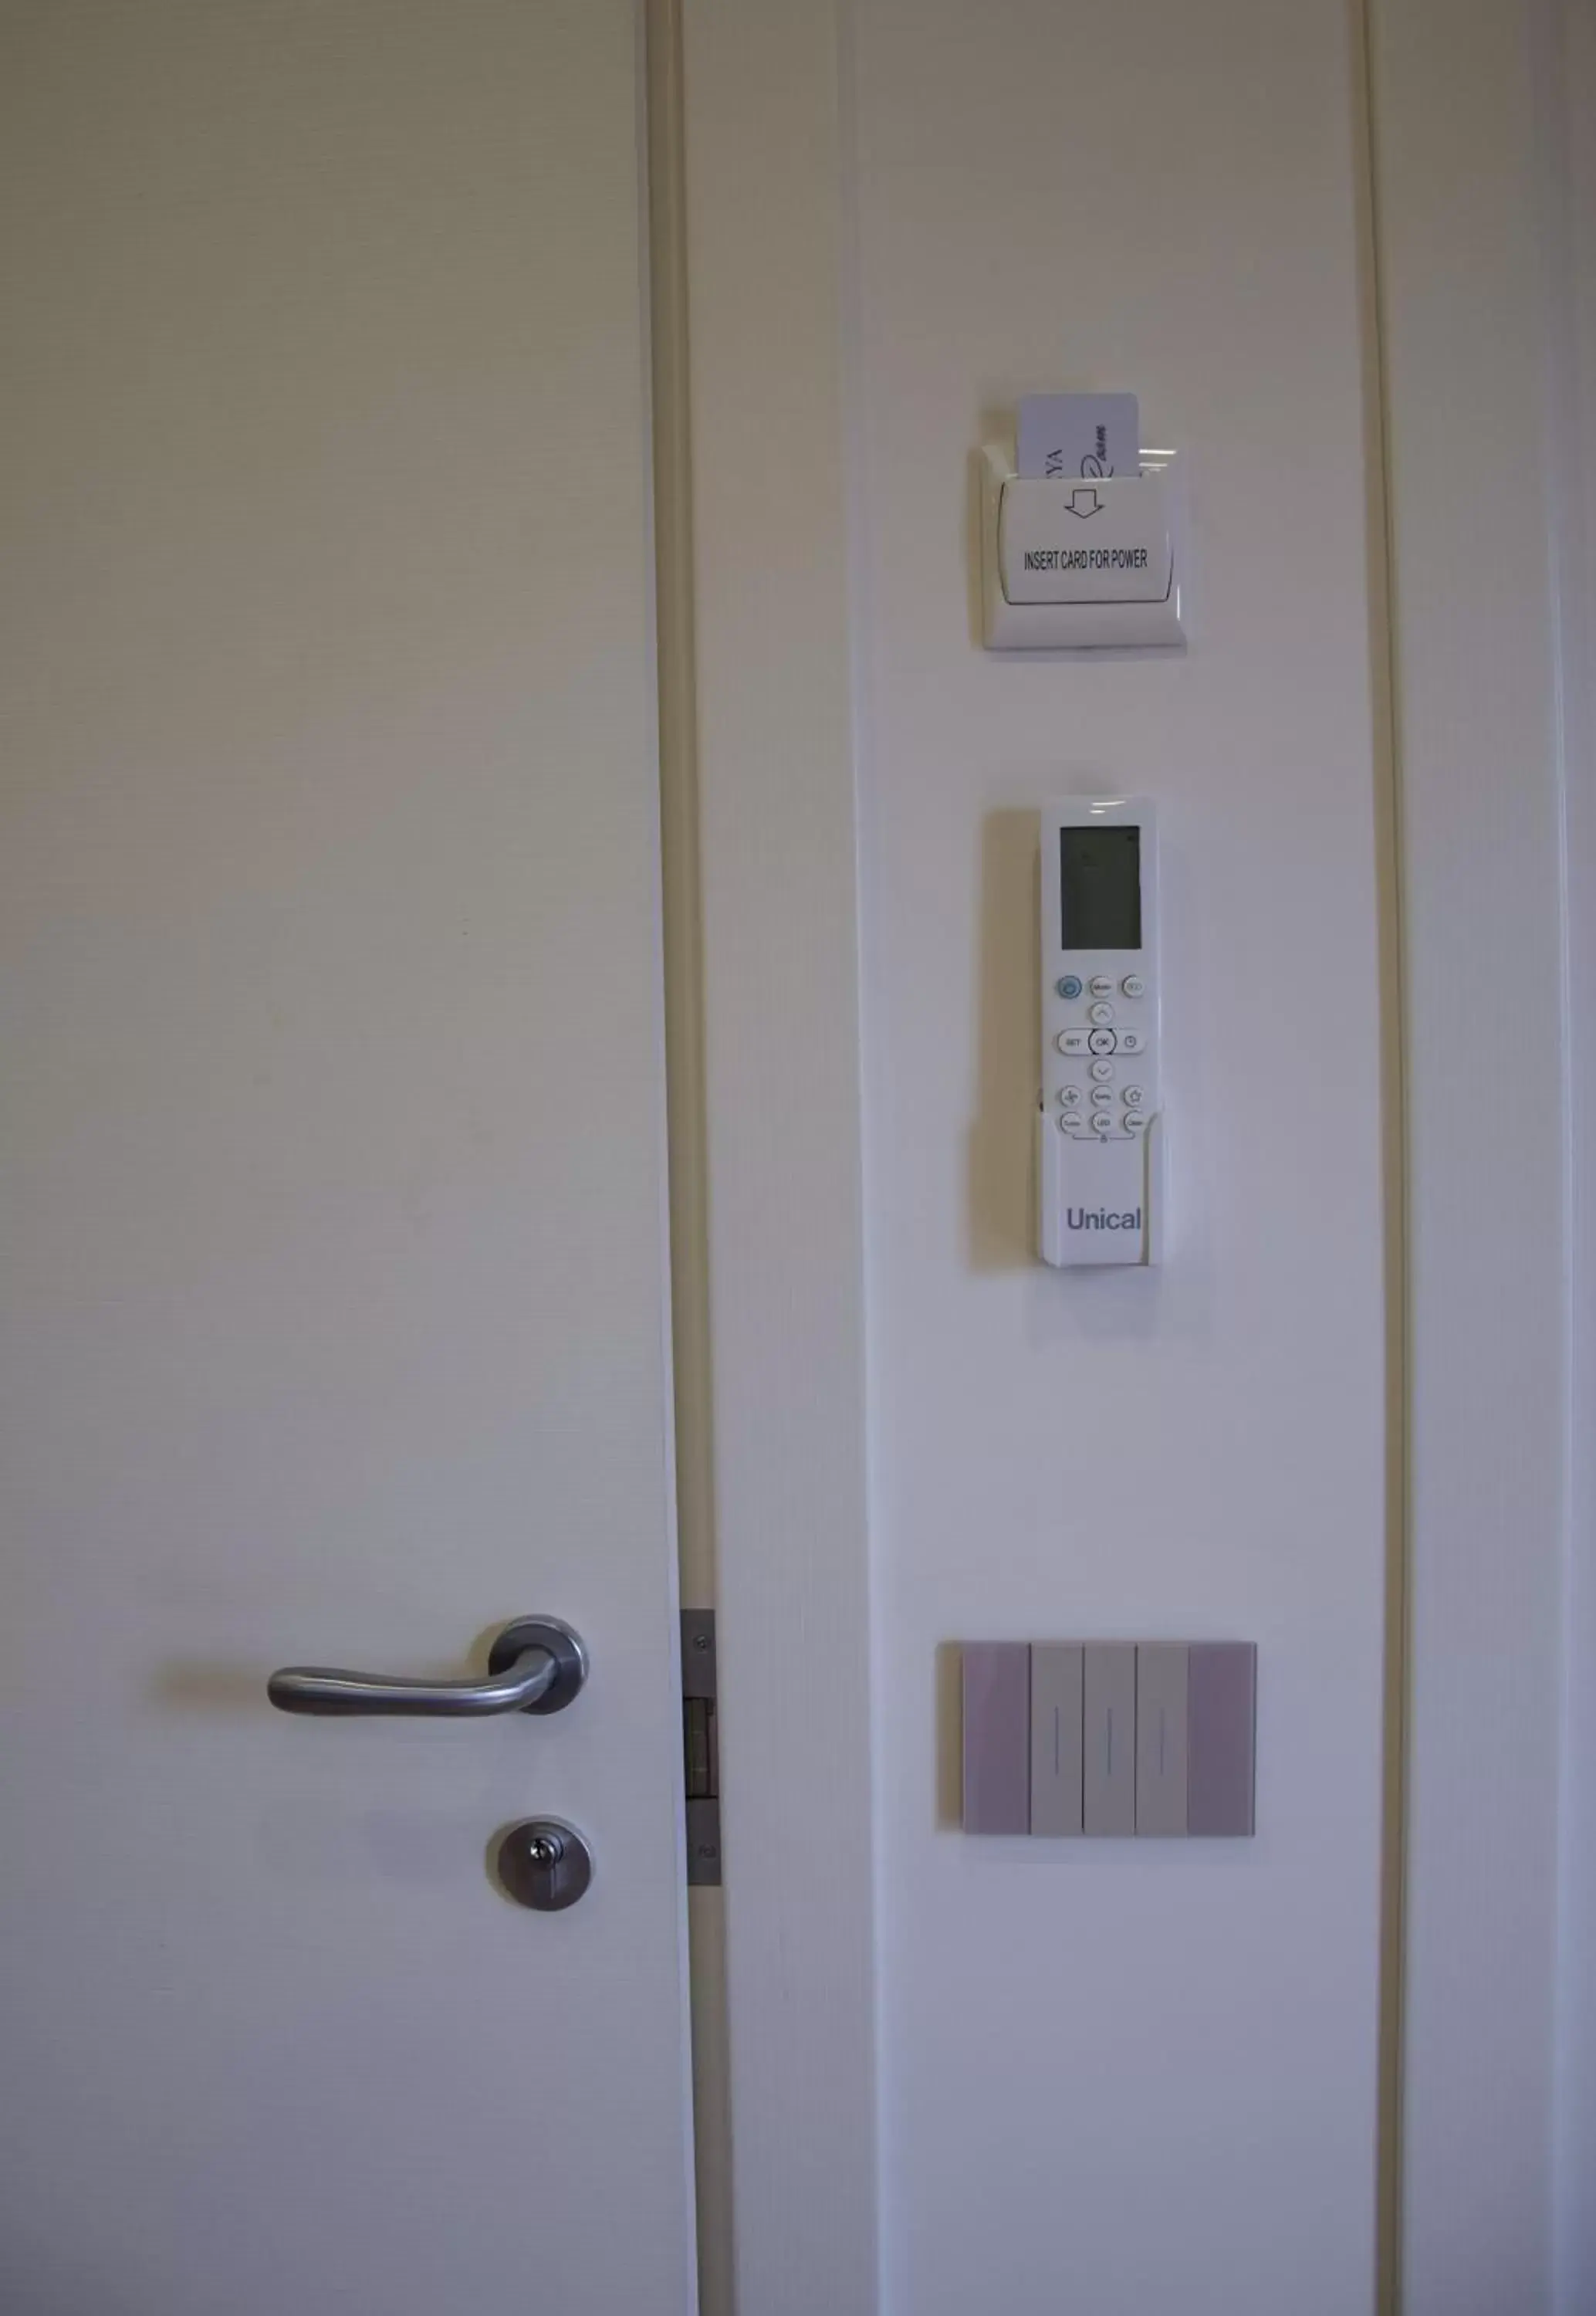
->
[934,1640,965,1830]
[968,808,1041,1272]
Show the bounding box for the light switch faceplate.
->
[1186,1642,1257,1837]
[958,1640,1256,1838]
[961,1643,1032,1836]
[1030,1644,1085,1837]
[1082,1644,1137,1836]
[1134,1643,1189,1837]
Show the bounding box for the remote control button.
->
[1057,975,1083,1000]
[1090,1059,1114,1082]
[1090,1110,1116,1134]
[1117,1028,1145,1055]
[1090,1087,1114,1108]
[1124,1109,1149,1133]
[1060,1113,1091,1136]
[1089,976,1115,997]
[1087,1029,1118,1056]
[1088,1001,1114,1026]
[1121,974,1146,999]
[1121,1085,1145,1108]
[1058,1085,1083,1108]
[1057,1029,1090,1055]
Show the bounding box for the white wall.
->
[843,5,1390,2309]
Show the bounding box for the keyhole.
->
[495,1818,593,1912]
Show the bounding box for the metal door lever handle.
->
[267,1617,587,1718]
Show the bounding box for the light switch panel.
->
[1030,1644,1084,1837]
[1134,1644,1189,1836]
[957,1639,1256,1839]
[1082,1644,1137,1836]
[961,1643,1030,1835]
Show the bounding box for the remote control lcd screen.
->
[1060,824,1141,949]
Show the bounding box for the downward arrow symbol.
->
[1064,487,1103,517]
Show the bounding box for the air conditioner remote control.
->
[1037,797,1163,1266]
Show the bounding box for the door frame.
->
[667,2,1590,2310]
[653,7,880,2314]
[1366,1,1588,2308]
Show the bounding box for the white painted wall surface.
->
[843,4,1389,2308]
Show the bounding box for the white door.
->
[0,8,697,2313]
